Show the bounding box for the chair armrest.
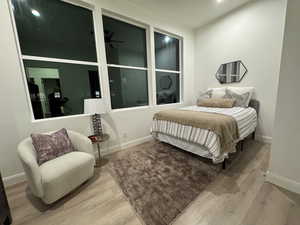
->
[17,138,43,198]
[68,131,95,157]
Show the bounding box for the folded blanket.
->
[153,109,239,154]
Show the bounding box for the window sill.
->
[31,103,185,122]
[110,105,151,113]
[154,102,184,108]
[110,102,184,113]
[31,113,90,123]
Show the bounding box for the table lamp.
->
[84,98,107,136]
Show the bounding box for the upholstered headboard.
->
[249,99,259,115]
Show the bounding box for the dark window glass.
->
[23,60,100,119]
[103,16,147,68]
[156,72,179,105]
[12,0,97,62]
[108,67,148,109]
[155,32,180,71]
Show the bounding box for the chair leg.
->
[252,131,255,140]
[222,160,226,170]
[4,215,12,225]
[240,141,244,152]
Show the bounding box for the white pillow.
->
[227,87,254,106]
[208,87,227,98]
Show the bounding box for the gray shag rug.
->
[108,141,223,225]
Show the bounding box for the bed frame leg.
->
[222,160,226,170]
[240,141,244,152]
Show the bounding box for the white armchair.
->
[18,130,95,204]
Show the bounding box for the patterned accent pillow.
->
[225,89,250,108]
[197,90,212,105]
[198,98,235,108]
[31,128,74,165]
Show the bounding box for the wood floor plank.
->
[173,141,268,225]
[5,140,300,225]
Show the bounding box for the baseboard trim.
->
[3,172,26,188]
[102,135,153,156]
[256,135,272,144]
[266,171,300,195]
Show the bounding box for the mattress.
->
[151,106,257,163]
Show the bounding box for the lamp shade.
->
[84,98,107,115]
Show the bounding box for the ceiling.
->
[127,0,254,29]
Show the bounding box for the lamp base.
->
[92,114,103,136]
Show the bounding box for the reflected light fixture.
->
[31,9,40,17]
[164,36,171,43]
[217,0,224,3]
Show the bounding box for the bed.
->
[151,99,259,168]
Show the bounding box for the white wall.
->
[194,0,287,140]
[0,0,195,184]
[267,0,300,194]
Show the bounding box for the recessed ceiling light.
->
[31,9,40,17]
[217,0,224,3]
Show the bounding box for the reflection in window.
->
[12,0,97,62]
[103,16,147,68]
[24,60,100,119]
[12,0,101,120]
[154,32,181,105]
[156,72,179,105]
[155,32,180,71]
[108,67,148,109]
[103,15,149,109]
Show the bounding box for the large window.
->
[155,32,181,105]
[102,15,149,109]
[12,0,100,119]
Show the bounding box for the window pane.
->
[108,67,148,109]
[155,32,180,71]
[156,72,180,105]
[23,60,101,119]
[103,16,147,68]
[12,0,97,62]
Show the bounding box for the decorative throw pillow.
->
[197,98,235,108]
[227,86,254,106]
[31,128,74,165]
[208,87,227,98]
[225,89,250,108]
[197,90,212,105]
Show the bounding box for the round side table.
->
[88,134,109,167]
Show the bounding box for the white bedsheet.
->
[151,106,257,163]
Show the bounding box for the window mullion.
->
[149,26,157,106]
[96,7,113,112]
[179,38,183,103]
[155,69,181,74]
[22,55,98,66]
[107,64,148,71]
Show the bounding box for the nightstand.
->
[88,134,109,167]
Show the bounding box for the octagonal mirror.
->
[216,60,247,84]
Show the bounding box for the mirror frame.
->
[215,60,248,84]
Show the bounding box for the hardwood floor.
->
[6,140,300,225]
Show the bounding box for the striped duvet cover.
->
[151,106,257,163]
